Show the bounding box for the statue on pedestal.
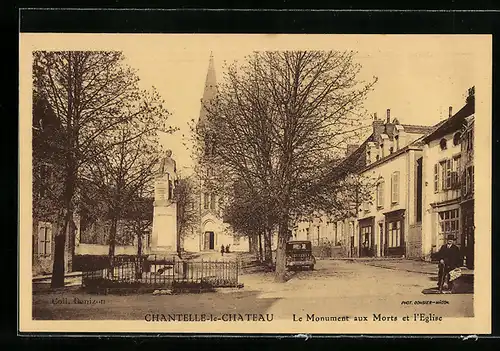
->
[158,149,177,179]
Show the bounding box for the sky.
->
[22,34,491,175]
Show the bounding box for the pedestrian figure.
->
[225,244,230,254]
[436,234,462,293]
[221,244,225,256]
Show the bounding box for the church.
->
[182,54,250,253]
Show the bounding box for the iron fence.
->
[82,255,240,289]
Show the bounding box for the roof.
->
[422,99,475,143]
[401,124,436,134]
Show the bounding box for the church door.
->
[204,231,215,250]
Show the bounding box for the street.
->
[32,259,473,320]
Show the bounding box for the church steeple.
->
[198,53,217,128]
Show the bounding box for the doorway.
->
[204,231,215,250]
[360,225,374,257]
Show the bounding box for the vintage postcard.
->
[19,33,491,334]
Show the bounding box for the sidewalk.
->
[361,259,474,276]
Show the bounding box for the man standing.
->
[436,234,462,292]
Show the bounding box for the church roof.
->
[198,53,217,129]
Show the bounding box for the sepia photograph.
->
[19,34,491,334]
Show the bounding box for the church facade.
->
[182,54,249,253]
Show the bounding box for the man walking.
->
[436,234,462,292]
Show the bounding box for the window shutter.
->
[46,224,52,255]
[434,164,439,192]
[395,172,400,203]
[37,223,44,255]
[392,172,400,203]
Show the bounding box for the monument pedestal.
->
[151,201,177,253]
[150,173,178,256]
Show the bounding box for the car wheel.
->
[309,265,314,271]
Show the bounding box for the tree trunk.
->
[177,224,182,258]
[51,209,72,288]
[108,217,118,279]
[136,232,143,279]
[51,173,76,288]
[274,212,290,282]
[264,228,273,263]
[258,230,264,262]
[137,232,143,257]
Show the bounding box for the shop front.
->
[384,209,405,257]
[358,217,375,257]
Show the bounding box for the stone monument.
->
[151,150,178,254]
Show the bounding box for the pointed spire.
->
[203,52,217,101]
[198,53,217,128]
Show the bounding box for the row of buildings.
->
[294,88,475,268]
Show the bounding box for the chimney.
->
[386,109,391,123]
[448,106,453,118]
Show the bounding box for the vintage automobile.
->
[285,240,316,270]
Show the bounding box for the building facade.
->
[335,109,434,258]
[182,54,249,253]
[421,89,475,264]
[460,103,475,269]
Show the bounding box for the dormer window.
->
[439,138,447,150]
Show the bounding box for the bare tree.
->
[33,51,172,287]
[194,51,377,282]
[84,112,174,276]
[173,175,200,257]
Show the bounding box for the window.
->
[38,222,52,256]
[466,129,474,151]
[440,138,448,150]
[438,209,460,245]
[451,155,461,188]
[376,180,385,208]
[389,146,394,154]
[453,132,461,146]
[465,166,474,195]
[306,228,310,241]
[210,193,216,210]
[440,159,452,190]
[203,193,210,209]
[439,157,461,191]
[361,226,372,248]
[391,171,400,204]
[388,220,401,248]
